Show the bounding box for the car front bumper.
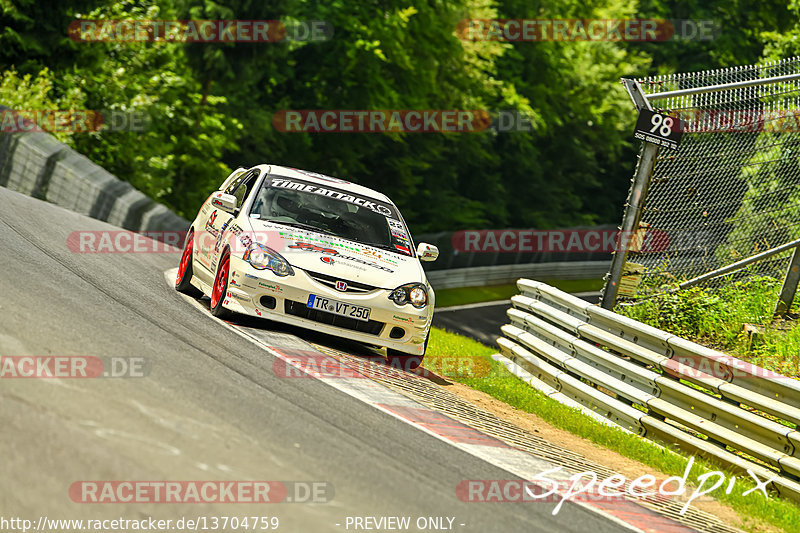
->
[221,255,432,355]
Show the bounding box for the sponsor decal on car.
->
[391,229,412,255]
[228,222,254,249]
[211,193,226,208]
[258,281,282,292]
[214,219,231,253]
[226,291,250,302]
[393,315,414,324]
[288,241,394,273]
[280,232,399,265]
[289,242,337,255]
[386,218,405,232]
[269,178,394,217]
[205,213,221,239]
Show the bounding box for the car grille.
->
[284,300,384,336]
[304,270,381,293]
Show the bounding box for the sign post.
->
[601,80,683,309]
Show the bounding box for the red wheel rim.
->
[176,233,193,284]
[210,252,229,309]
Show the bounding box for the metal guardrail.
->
[497,278,800,502]
[425,261,609,290]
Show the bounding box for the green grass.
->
[426,326,800,532]
[435,278,603,308]
[617,276,800,378]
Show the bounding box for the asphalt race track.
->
[432,302,511,347]
[0,186,639,532]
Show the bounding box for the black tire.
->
[175,230,201,297]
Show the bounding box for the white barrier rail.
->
[497,279,800,501]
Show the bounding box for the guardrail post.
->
[776,245,800,316]
[601,79,660,310]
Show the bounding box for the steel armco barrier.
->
[497,278,800,502]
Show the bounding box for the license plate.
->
[307,294,371,322]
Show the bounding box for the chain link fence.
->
[608,58,800,300]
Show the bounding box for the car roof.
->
[266,164,393,204]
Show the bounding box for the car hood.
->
[242,218,424,289]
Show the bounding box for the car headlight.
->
[389,282,428,308]
[244,243,294,277]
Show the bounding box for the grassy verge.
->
[435,278,603,308]
[426,326,800,532]
[616,276,800,378]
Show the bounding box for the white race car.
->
[175,164,439,368]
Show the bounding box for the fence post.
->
[776,246,800,316]
[601,79,660,310]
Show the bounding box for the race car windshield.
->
[249,177,413,257]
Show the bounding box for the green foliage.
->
[4,0,800,231]
[619,277,777,340]
[0,0,97,73]
[493,0,650,227]
[63,0,242,216]
[634,0,794,74]
[761,0,800,59]
[617,276,800,376]
[717,137,800,264]
[0,67,86,143]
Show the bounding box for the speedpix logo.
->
[457,458,775,516]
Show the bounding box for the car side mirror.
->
[417,242,439,262]
[211,192,238,214]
